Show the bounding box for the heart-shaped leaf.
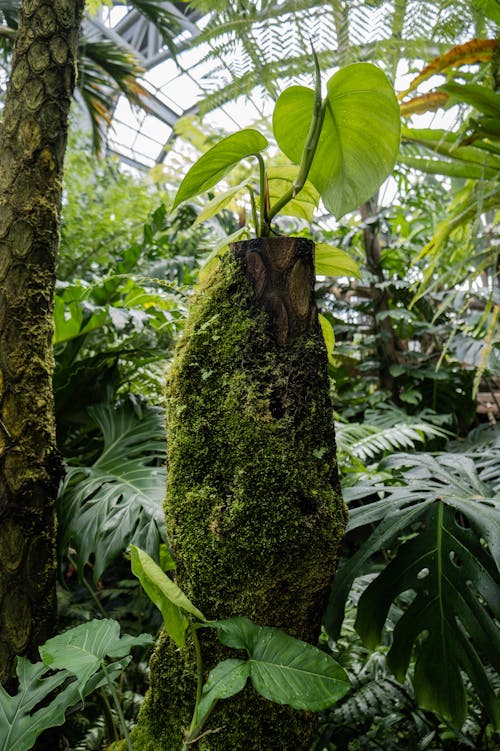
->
[273,63,400,218]
[196,659,250,728]
[211,616,350,711]
[319,313,335,365]
[173,129,268,208]
[267,165,320,221]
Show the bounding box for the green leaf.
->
[319,313,335,365]
[440,81,500,119]
[326,452,500,729]
[193,182,248,226]
[0,655,126,751]
[130,545,205,649]
[211,617,349,711]
[173,130,268,208]
[273,63,400,218]
[40,619,152,693]
[58,401,167,582]
[196,659,250,728]
[197,227,249,286]
[315,243,361,278]
[267,165,320,221]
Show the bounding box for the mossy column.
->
[132,237,347,750]
[0,0,85,681]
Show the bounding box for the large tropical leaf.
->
[58,401,167,581]
[326,452,500,729]
[0,619,149,751]
[40,619,153,691]
[210,617,350,711]
[0,650,126,751]
[273,63,401,218]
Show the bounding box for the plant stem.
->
[265,52,325,231]
[247,186,259,236]
[100,687,120,742]
[181,625,205,750]
[266,100,326,227]
[102,662,133,751]
[67,552,108,619]
[253,152,268,237]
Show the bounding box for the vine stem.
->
[253,152,268,236]
[247,186,259,236]
[102,662,133,751]
[265,48,325,232]
[181,625,205,751]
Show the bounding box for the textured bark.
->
[233,236,317,345]
[0,0,85,681]
[129,238,347,750]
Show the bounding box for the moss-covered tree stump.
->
[131,237,347,750]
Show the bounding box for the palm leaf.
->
[125,0,184,60]
[58,401,167,582]
[77,38,151,153]
[326,452,500,729]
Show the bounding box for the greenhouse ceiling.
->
[83,0,495,169]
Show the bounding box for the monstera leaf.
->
[0,620,137,751]
[59,401,167,581]
[326,452,500,729]
[40,619,153,691]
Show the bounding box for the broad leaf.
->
[315,243,361,278]
[58,401,167,581]
[318,313,335,365]
[0,653,127,751]
[326,452,500,729]
[267,165,320,221]
[211,617,349,710]
[40,619,153,693]
[196,659,250,728]
[173,130,268,208]
[193,182,248,226]
[273,63,400,218]
[130,545,205,648]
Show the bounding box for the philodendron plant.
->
[130,546,350,751]
[173,58,401,243]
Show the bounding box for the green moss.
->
[132,249,347,750]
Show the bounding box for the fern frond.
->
[336,418,448,464]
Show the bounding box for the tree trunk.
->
[360,198,402,398]
[130,237,347,750]
[0,0,85,682]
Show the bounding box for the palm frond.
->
[77,37,150,152]
[126,0,184,59]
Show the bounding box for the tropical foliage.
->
[0,1,498,750]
